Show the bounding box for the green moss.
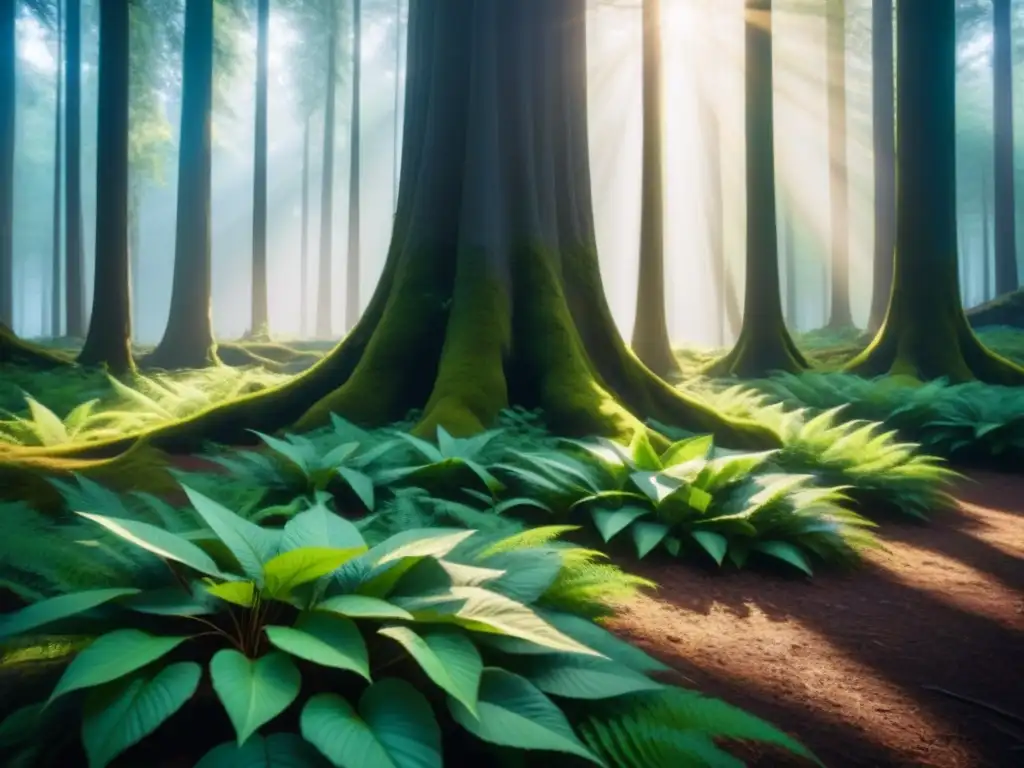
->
[0,326,74,369]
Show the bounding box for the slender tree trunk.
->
[250,0,269,336]
[630,0,677,377]
[65,0,86,337]
[784,200,797,329]
[826,0,853,328]
[50,0,64,337]
[867,0,895,332]
[982,166,992,301]
[78,0,133,373]
[708,0,807,378]
[847,0,1023,384]
[315,28,337,338]
[393,0,401,209]
[0,0,14,327]
[300,114,310,337]
[345,0,361,332]
[992,0,1018,295]
[128,175,140,327]
[145,0,216,369]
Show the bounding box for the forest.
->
[0,0,1021,766]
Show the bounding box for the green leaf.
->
[590,506,648,543]
[195,733,331,767]
[82,662,201,768]
[122,586,217,617]
[315,595,413,621]
[479,548,563,605]
[631,521,670,558]
[75,511,229,579]
[252,431,311,472]
[392,431,445,462]
[264,547,366,599]
[514,653,662,700]
[282,503,366,553]
[660,434,714,466]
[50,631,190,703]
[378,625,482,716]
[302,681,442,768]
[753,541,813,576]
[206,581,256,608]
[265,613,370,680]
[182,485,279,582]
[25,396,68,444]
[627,429,662,471]
[336,466,376,510]
[691,530,728,566]
[210,650,301,746]
[448,669,601,763]
[0,588,140,639]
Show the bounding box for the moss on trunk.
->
[0,325,73,368]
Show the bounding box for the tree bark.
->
[50,0,64,338]
[129,174,140,327]
[345,0,361,332]
[846,0,1024,384]
[992,0,1018,296]
[784,198,797,329]
[707,0,807,378]
[10,0,779,469]
[250,0,270,337]
[867,0,895,333]
[77,0,133,373]
[630,0,678,378]
[300,114,310,337]
[144,0,216,370]
[315,27,337,339]
[65,0,86,337]
[982,165,992,302]
[826,0,853,329]
[0,0,14,327]
[393,0,401,208]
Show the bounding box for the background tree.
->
[64,0,85,337]
[249,0,269,337]
[825,0,852,328]
[50,0,63,336]
[866,0,894,333]
[344,0,360,332]
[992,0,1018,295]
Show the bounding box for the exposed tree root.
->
[0,325,75,369]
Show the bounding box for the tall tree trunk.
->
[826,0,853,328]
[847,0,1023,384]
[128,175,140,327]
[46,0,779,464]
[300,114,310,337]
[315,28,337,339]
[50,0,64,337]
[867,0,895,332]
[345,0,361,332]
[145,0,216,369]
[78,0,133,373]
[992,0,1018,295]
[784,200,797,329]
[708,0,807,378]
[250,0,269,336]
[0,0,14,327]
[982,166,992,301]
[65,0,86,337]
[630,0,677,378]
[393,0,401,208]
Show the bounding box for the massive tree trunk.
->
[825,0,853,329]
[0,0,13,327]
[345,0,361,332]
[144,0,216,369]
[846,0,1024,384]
[300,114,310,337]
[630,0,677,378]
[65,0,86,338]
[250,0,270,336]
[315,26,337,339]
[866,0,895,333]
[708,0,807,377]
[5,0,779,470]
[77,0,133,373]
[992,0,1018,296]
[50,0,64,337]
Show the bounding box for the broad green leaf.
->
[392,432,445,463]
[691,530,728,566]
[448,669,600,763]
[194,733,331,767]
[0,588,140,639]
[50,631,190,702]
[479,548,563,605]
[660,434,714,466]
[754,541,813,576]
[301,682,441,768]
[541,611,671,673]
[206,581,256,608]
[122,587,217,617]
[282,504,366,552]
[336,467,376,510]
[263,547,365,599]
[628,471,682,505]
[315,595,412,621]
[627,430,662,471]
[378,625,482,716]
[251,431,311,472]
[631,521,670,558]
[322,441,360,467]
[182,485,279,582]
[0,702,46,749]
[590,506,648,543]
[514,653,663,700]
[210,650,301,745]
[358,530,479,598]
[82,662,201,768]
[25,396,68,444]
[264,613,369,680]
[75,511,228,579]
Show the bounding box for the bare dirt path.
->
[609,471,1024,768]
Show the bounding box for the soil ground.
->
[609,470,1024,768]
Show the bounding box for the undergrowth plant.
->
[0,482,818,768]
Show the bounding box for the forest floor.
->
[610,470,1024,768]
